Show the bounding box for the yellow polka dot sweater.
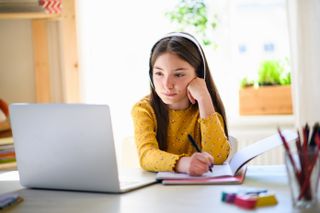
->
[131,96,230,172]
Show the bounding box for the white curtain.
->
[287,0,320,127]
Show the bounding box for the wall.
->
[0,20,35,103]
[0,19,64,104]
[0,1,304,166]
[287,0,320,126]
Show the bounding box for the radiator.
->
[230,125,295,165]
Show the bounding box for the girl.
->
[131,32,230,176]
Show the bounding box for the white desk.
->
[0,165,319,213]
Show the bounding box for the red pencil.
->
[296,131,305,188]
[298,133,320,200]
[278,128,301,181]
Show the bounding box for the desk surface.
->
[0,165,319,213]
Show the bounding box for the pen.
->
[245,189,268,195]
[187,134,201,152]
[187,134,213,172]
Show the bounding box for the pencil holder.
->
[285,150,320,209]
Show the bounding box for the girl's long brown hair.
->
[149,33,228,150]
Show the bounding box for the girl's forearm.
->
[197,93,215,118]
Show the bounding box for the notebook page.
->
[229,130,297,175]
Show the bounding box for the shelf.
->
[0,0,79,103]
[0,12,60,20]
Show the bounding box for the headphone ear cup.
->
[197,66,205,79]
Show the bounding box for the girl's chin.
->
[160,97,190,109]
[159,97,177,105]
[160,99,175,105]
[160,95,177,101]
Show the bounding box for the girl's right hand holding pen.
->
[176,152,214,176]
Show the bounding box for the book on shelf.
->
[156,130,297,185]
[0,136,16,170]
[0,0,62,14]
[0,153,16,161]
[0,136,13,146]
[0,162,16,170]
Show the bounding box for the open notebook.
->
[157,130,297,185]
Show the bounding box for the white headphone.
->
[150,32,207,87]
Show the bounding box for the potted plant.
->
[239,59,293,115]
[257,59,291,86]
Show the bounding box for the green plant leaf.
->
[240,76,255,88]
[257,59,290,86]
[165,0,218,47]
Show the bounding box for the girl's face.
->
[152,52,196,110]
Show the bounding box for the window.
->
[238,44,247,54]
[77,0,292,141]
[263,43,275,52]
[77,0,176,142]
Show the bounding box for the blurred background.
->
[0,0,319,168]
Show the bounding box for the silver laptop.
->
[9,103,156,193]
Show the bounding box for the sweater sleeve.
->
[198,113,230,164]
[131,100,184,172]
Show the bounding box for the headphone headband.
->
[157,32,206,80]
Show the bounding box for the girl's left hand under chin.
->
[187,77,209,104]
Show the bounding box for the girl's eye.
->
[175,73,185,77]
[154,71,163,76]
